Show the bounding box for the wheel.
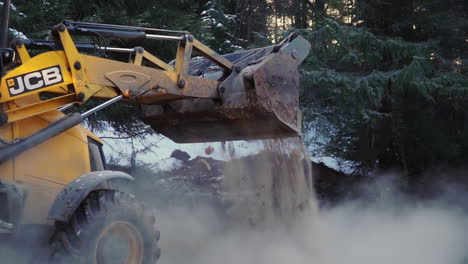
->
[49,190,160,264]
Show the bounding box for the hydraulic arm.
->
[0,21,310,150]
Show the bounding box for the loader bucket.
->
[140,34,310,143]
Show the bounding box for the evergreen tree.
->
[198,0,243,53]
[299,11,468,176]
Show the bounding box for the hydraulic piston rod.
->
[0,95,123,164]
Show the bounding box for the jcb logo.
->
[6,65,64,96]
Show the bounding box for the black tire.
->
[49,190,160,264]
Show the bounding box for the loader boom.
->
[0,21,310,146]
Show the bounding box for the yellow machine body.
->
[0,95,97,224]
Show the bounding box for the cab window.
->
[88,137,105,171]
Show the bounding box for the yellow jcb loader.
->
[0,2,310,263]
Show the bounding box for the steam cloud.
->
[2,153,468,264]
[157,177,468,264]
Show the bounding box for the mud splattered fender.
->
[0,180,27,229]
[48,170,134,222]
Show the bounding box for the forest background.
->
[4,0,468,193]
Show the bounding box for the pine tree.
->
[299,11,468,176]
[198,0,243,53]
